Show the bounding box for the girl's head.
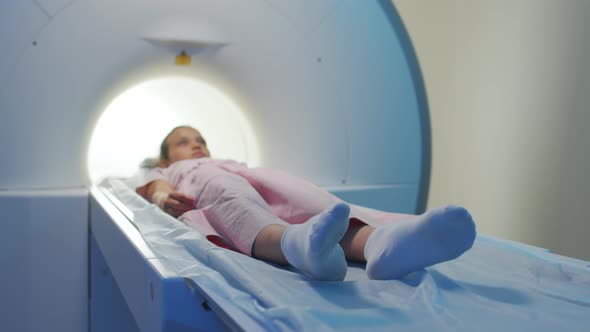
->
[159,126,210,167]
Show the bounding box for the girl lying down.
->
[136,126,476,281]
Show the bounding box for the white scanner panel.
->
[0,0,429,212]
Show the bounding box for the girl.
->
[137,126,476,281]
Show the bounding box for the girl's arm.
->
[137,180,196,217]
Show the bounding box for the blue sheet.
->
[104,178,590,331]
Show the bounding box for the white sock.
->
[365,205,476,280]
[280,203,350,281]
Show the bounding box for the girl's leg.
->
[356,206,477,280]
[255,206,477,281]
[339,220,374,262]
[251,224,288,264]
[221,165,344,223]
[221,163,477,279]
[225,164,415,226]
[253,203,350,281]
[195,165,349,280]
[196,173,287,256]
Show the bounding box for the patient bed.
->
[91,178,590,331]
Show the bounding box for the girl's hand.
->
[154,191,196,217]
[137,180,196,217]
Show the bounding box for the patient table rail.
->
[90,186,243,331]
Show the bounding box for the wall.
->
[394,0,590,260]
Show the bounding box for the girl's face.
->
[161,127,210,167]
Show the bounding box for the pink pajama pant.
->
[178,161,412,255]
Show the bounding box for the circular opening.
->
[88,76,260,183]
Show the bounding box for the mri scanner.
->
[1,1,589,331]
